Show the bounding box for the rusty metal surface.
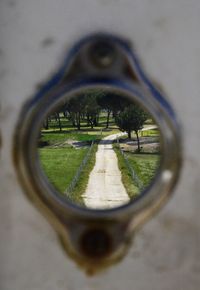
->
[1,0,200,289]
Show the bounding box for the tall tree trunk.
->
[128,129,131,139]
[57,113,62,131]
[135,130,140,152]
[87,114,90,126]
[88,116,94,129]
[43,118,49,129]
[106,110,111,128]
[91,121,94,129]
[77,112,81,130]
[94,115,98,126]
[72,118,76,127]
[96,113,99,125]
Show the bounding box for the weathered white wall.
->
[1,0,200,289]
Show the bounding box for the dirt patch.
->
[46,139,91,149]
[119,137,160,153]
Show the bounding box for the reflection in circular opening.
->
[37,89,161,210]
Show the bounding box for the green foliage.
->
[97,93,130,128]
[45,91,139,131]
[97,93,129,113]
[84,93,100,128]
[116,105,148,135]
[65,95,86,130]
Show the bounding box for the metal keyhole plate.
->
[13,33,182,274]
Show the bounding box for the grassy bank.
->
[125,152,160,187]
[113,144,140,199]
[67,144,98,206]
[39,146,88,192]
[113,142,160,199]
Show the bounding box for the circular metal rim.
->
[13,76,182,221]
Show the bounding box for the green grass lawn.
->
[125,152,160,187]
[39,147,88,192]
[39,144,98,206]
[141,128,160,137]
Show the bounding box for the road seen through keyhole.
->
[38,91,160,210]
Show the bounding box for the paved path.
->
[82,133,130,209]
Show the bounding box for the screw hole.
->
[89,40,116,68]
[80,228,112,259]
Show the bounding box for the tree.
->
[43,117,49,130]
[115,104,148,152]
[97,94,116,128]
[84,93,100,129]
[64,95,85,130]
[98,93,131,128]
